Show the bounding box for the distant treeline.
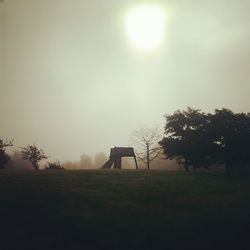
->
[2,150,178,171]
[1,107,250,176]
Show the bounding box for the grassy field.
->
[0,170,250,250]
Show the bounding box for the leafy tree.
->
[0,138,13,169]
[160,108,250,176]
[209,109,250,176]
[131,127,162,170]
[20,144,48,170]
[0,150,10,169]
[159,108,214,172]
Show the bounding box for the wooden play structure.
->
[101,147,138,169]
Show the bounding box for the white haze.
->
[1,0,250,161]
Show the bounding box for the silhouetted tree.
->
[20,144,48,170]
[209,109,250,176]
[46,161,64,170]
[160,108,215,172]
[160,108,250,176]
[0,138,13,169]
[131,127,162,170]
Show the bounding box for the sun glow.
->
[126,4,167,51]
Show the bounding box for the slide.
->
[101,158,114,169]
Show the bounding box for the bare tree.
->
[131,127,162,170]
[20,144,48,170]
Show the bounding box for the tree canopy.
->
[20,144,48,170]
[160,108,250,175]
[0,138,13,169]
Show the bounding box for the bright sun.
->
[126,4,166,51]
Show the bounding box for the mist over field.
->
[1,0,250,161]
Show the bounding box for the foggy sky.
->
[1,0,250,161]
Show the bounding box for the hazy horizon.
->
[1,0,250,161]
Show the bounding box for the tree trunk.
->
[32,162,39,170]
[146,143,150,170]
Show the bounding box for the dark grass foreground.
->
[1,170,250,250]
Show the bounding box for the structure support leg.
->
[114,157,122,169]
